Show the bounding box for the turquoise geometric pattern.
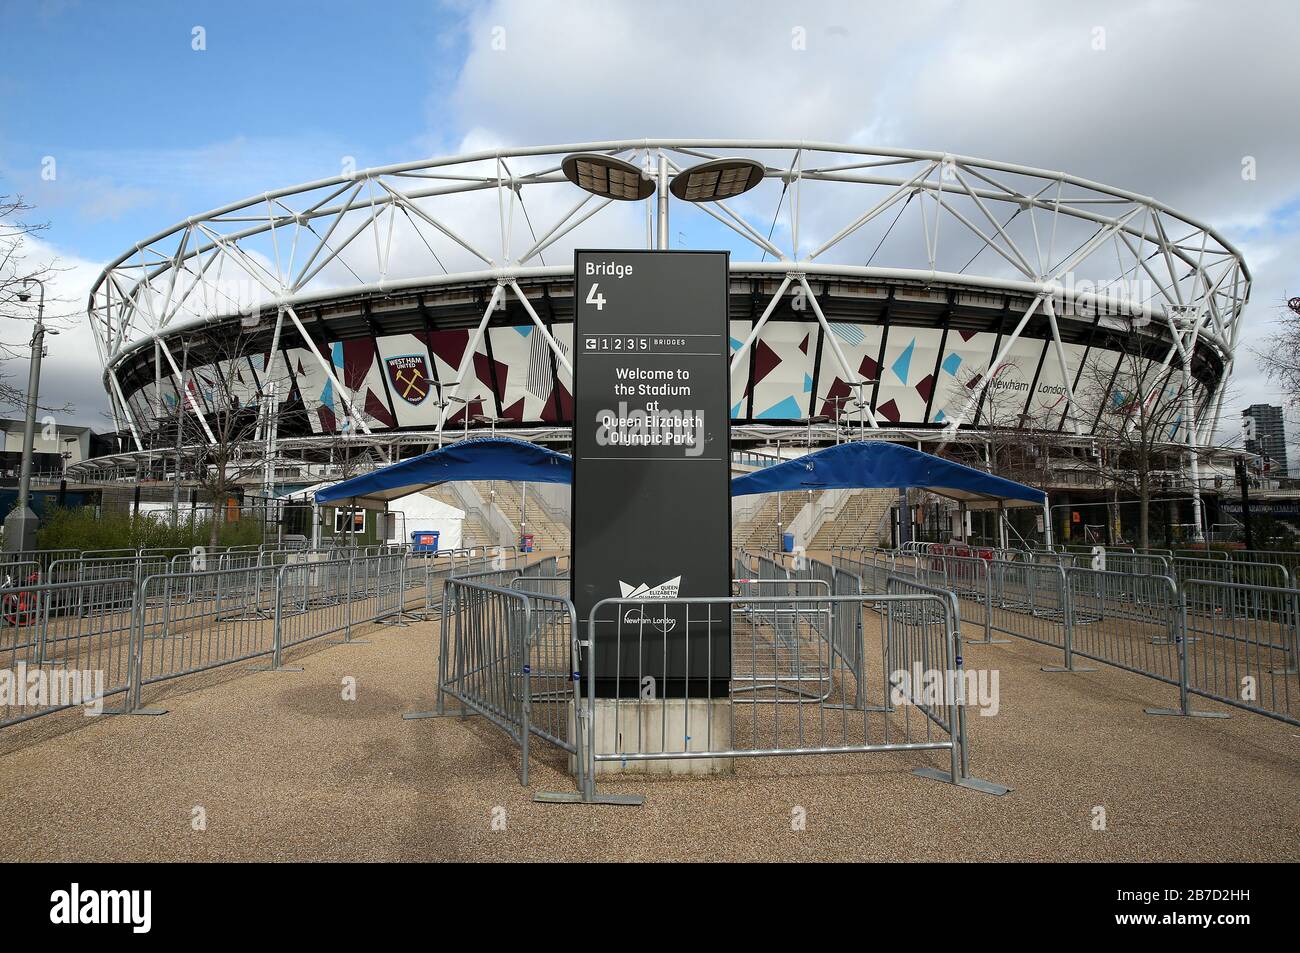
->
[757,395,803,419]
[892,337,916,383]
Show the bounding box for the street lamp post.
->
[445,394,475,441]
[826,395,852,444]
[429,400,450,448]
[462,396,491,440]
[849,379,876,439]
[4,278,47,553]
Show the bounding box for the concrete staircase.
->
[486,481,571,551]
[809,489,895,550]
[459,508,496,549]
[421,481,570,551]
[733,493,819,550]
[734,497,778,550]
[422,485,495,548]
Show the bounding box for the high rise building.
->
[1243,403,1289,476]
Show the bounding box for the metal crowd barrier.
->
[1169,556,1288,591]
[987,559,1068,649]
[766,554,874,703]
[1063,568,1183,682]
[134,564,282,694]
[1,549,79,575]
[510,575,570,598]
[426,559,1008,802]
[575,583,1006,800]
[831,550,896,592]
[733,575,836,703]
[434,578,585,791]
[932,553,1300,725]
[2,552,439,732]
[0,576,137,728]
[1181,580,1298,723]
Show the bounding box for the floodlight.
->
[561,153,655,201]
[669,157,766,202]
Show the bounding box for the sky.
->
[1,0,1297,451]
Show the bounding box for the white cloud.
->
[445,0,1300,421]
[1,237,110,429]
[21,0,1300,443]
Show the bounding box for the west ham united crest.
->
[386,354,431,405]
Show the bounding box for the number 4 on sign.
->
[586,283,606,311]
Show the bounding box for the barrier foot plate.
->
[1144,707,1230,718]
[403,709,474,719]
[823,703,889,713]
[326,638,372,645]
[246,664,304,672]
[1041,665,1098,673]
[912,767,1012,796]
[532,790,645,806]
[101,707,168,716]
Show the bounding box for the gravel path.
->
[0,611,1295,862]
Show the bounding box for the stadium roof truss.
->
[85,140,1248,465]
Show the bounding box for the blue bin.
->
[782,532,795,553]
[410,530,440,553]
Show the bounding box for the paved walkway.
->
[0,613,1295,862]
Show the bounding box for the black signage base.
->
[572,250,732,698]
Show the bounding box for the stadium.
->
[64,139,1250,546]
[6,141,1296,869]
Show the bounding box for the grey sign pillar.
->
[572,250,732,697]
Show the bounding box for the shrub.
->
[34,506,264,552]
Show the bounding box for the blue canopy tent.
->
[316,437,1043,509]
[730,441,1045,507]
[314,437,572,508]
[732,441,1048,548]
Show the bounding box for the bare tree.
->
[940,358,1056,480]
[318,424,383,547]
[1256,297,1300,404]
[0,193,71,415]
[934,359,1059,545]
[158,326,299,550]
[1071,317,1199,550]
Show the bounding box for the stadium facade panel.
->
[107,272,1221,444]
